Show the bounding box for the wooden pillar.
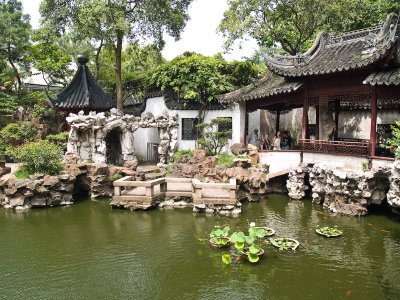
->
[315,105,319,140]
[301,88,309,140]
[334,100,340,141]
[244,105,248,145]
[370,87,378,157]
[275,110,280,133]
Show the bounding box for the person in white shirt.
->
[248,129,260,149]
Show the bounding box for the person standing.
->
[248,129,261,149]
[262,133,272,150]
[272,131,281,150]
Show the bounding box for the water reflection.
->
[1,196,400,299]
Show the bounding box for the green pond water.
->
[1,195,400,300]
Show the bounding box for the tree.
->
[150,53,235,122]
[196,118,232,155]
[0,0,31,87]
[94,42,164,101]
[40,0,193,110]
[219,0,400,55]
[389,121,400,159]
[29,28,74,89]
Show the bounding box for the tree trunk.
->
[114,32,123,111]
[7,51,21,87]
[95,39,104,80]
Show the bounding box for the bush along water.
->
[11,140,63,177]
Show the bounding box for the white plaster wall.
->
[141,96,241,152]
[303,153,367,171]
[261,151,393,173]
[133,127,161,161]
[142,96,168,116]
[259,151,301,173]
[248,110,261,134]
[334,111,400,140]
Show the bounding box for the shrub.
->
[46,131,69,152]
[196,118,232,155]
[11,140,63,176]
[109,172,123,181]
[14,165,31,179]
[173,149,194,161]
[0,121,37,153]
[217,153,247,168]
[389,121,400,159]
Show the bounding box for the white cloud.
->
[21,0,258,61]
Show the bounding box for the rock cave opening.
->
[105,128,123,165]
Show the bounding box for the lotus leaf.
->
[316,226,343,237]
[249,244,260,255]
[222,253,232,265]
[248,253,260,263]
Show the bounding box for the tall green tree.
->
[0,0,31,87]
[219,0,400,55]
[95,43,164,102]
[40,0,193,111]
[29,28,74,89]
[150,52,260,121]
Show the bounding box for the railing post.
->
[146,186,154,197]
[114,186,121,196]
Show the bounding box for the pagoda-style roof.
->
[218,72,303,104]
[50,56,115,111]
[363,67,400,85]
[265,13,399,77]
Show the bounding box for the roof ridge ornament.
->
[77,55,89,66]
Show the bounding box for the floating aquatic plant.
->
[316,226,343,237]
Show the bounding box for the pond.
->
[1,195,400,299]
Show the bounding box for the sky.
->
[21,0,259,61]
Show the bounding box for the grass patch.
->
[173,149,194,161]
[109,172,123,181]
[14,166,31,179]
[216,154,248,168]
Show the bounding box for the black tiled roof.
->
[265,14,399,77]
[50,56,115,111]
[218,72,303,104]
[363,67,400,85]
[125,89,227,113]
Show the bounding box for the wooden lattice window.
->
[218,117,232,139]
[182,118,198,140]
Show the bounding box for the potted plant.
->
[270,237,300,251]
[228,227,266,263]
[249,222,275,237]
[316,226,343,237]
[209,225,230,248]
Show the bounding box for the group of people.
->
[247,129,293,150]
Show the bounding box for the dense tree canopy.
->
[95,43,164,102]
[0,0,31,86]
[219,0,400,55]
[40,0,194,110]
[150,52,262,120]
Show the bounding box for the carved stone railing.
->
[299,139,370,157]
[112,177,238,208]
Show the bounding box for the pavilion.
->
[49,56,115,113]
[219,13,400,168]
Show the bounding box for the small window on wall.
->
[182,118,198,140]
[218,117,232,139]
